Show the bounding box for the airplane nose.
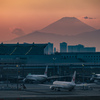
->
[50,86,54,90]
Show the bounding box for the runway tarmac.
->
[0,83,100,100]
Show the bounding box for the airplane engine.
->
[50,86,54,90]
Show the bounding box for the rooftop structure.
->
[60,42,67,53]
[68,44,96,52]
[0,43,47,55]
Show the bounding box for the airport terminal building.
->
[0,43,100,81]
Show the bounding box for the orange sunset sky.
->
[0,0,100,42]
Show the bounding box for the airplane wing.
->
[76,83,95,87]
[50,84,63,88]
[47,75,71,80]
[75,83,94,90]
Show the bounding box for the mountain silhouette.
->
[9,31,64,43]
[9,29,100,51]
[40,17,95,35]
[8,17,100,51]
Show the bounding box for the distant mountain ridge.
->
[40,17,95,35]
[9,31,63,43]
[9,29,100,51]
[8,17,100,51]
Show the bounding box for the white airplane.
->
[90,73,100,83]
[50,71,76,91]
[23,65,48,83]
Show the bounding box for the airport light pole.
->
[57,65,60,76]
[0,66,3,81]
[22,64,25,78]
[53,57,56,75]
[7,64,8,87]
[82,64,84,83]
[91,67,93,74]
[16,65,19,90]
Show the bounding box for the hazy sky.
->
[0,0,100,41]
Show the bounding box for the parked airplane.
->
[50,71,76,91]
[90,73,100,83]
[23,65,48,83]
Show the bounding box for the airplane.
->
[90,73,100,84]
[23,65,48,83]
[50,71,76,91]
[23,65,73,84]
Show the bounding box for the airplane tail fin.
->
[71,71,76,83]
[90,74,95,81]
[44,65,48,76]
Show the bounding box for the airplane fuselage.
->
[50,71,76,91]
[23,65,48,83]
[26,75,47,81]
[50,81,75,91]
[53,81,75,89]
